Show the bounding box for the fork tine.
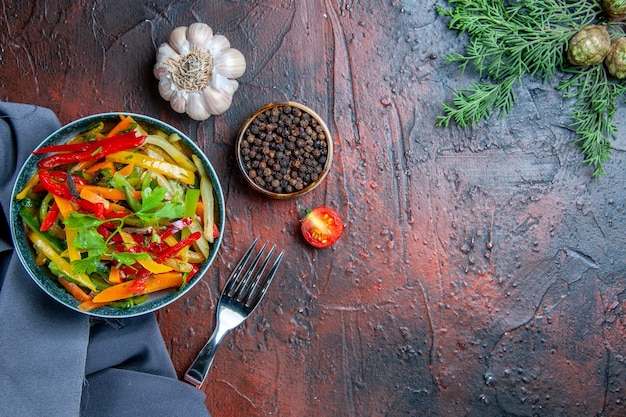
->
[239,244,273,300]
[231,240,269,298]
[222,236,260,295]
[246,249,284,308]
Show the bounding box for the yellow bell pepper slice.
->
[64,229,82,263]
[27,231,96,292]
[138,258,174,274]
[106,151,196,185]
[192,155,215,243]
[16,171,40,200]
[144,135,197,172]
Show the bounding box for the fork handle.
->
[184,325,230,388]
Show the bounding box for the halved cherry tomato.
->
[300,206,344,248]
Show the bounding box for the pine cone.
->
[567,25,611,67]
[605,37,626,79]
[602,0,626,21]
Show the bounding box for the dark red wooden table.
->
[2,1,626,416]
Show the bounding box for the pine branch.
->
[437,0,625,177]
[437,75,519,128]
[558,64,626,176]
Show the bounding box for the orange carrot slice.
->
[108,265,122,285]
[53,195,78,219]
[117,163,134,176]
[85,160,116,176]
[92,272,183,303]
[79,188,130,215]
[77,300,109,312]
[105,115,134,138]
[76,184,140,202]
[58,277,92,303]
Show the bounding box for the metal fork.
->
[183,237,284,389]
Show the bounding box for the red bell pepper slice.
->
[127,266,151,294]
[40,201,60,232]
[38,169,72,200]
[184,264,200,284]
[147,242,169,253]
[113,241,150,254]
[97,225,141,245]
[97,225,115,240]
[48,170,87,185]
[155,231,202,263]
[129,276,149,294]
[37,133,146,169]
[33,131,141,154]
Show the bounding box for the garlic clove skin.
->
[170,90,188,114]
[157,78,175,100]
[154,23,246,121]
[214,49,246,79]
[168,26,191,55]
[187,23,214,50]
[207,35,231,55]
[211,72,238,96]
[202,84,233,115]
[186,92,212,121]
[156,43,179,63]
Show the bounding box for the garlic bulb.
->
[154,23,246,121]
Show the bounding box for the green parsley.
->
[437,0,626,177]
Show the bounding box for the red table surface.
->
[2,1,626,416]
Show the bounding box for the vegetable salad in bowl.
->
[10,113,224,317]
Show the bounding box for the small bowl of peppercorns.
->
[236,102,333,199]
